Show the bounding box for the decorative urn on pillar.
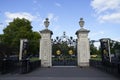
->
[76,18,90,67]
[39,18,53,67]
[44,18,50,29]
[79,18,84,29]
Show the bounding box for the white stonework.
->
[19,39,23,61]
[76,28,90,67]
[19,39,28,61]
[39,29,53,67]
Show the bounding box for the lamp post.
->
[79,18,84,29]
[44,18,50,29]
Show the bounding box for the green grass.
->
[90,54,102,61]
[90,57,102,61]
[29,57,102,61]
[29,57,39,62]
[90,58,102,61]
[52,57,77,60]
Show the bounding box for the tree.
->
[0,34,3,43]
[28,32,41,56]
[114,42,120,50]
[2,18,41,56]
[111,42,120,56]
[3,18,33,46]
[90,43,99,55]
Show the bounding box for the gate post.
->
[39,18,53,67]
[76,18,90,67]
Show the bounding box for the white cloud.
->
[47,13,58,22]
[0,23,3,28]
[94,42,100,49]
[39,13,59,29]
[90,31,105,37]
[55,2,61,7]
[47,13,54,21]
[98,13,120,23]
[5,12,36,23]
[111,38,120,42]
[52,25,60,31]
[91,0,120,23]
[4,12,60,32]
[91,0,120,14]
[33,0,37,4]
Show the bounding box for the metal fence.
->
[0,59,19,74]
[19,60,41,74]
[90,60,120,75]
[0,59,41,74]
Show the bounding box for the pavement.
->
[0,66,119,80]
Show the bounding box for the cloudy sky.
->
[0,0,120,41]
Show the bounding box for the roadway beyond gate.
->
[0,67,119,80]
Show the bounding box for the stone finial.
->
[79,18,84,28]
[44,18,50,29]
[63,31,66,36]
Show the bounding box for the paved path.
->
[0,67,119,80]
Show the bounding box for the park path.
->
[0,66,119,80]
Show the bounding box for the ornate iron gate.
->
[52,32,77,66]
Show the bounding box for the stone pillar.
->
[19,39,23,61]
[39,18,53,67]
[76,18,90,67]
[19,39,28,61]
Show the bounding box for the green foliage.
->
[110,41,120,55]
[3,18,33,46]
[114,42,120,49]
[90,43,100,55]
[0,43,12,58]
[0,34,3,43]
[1,18,41,56]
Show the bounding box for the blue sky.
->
[0,0,120,42]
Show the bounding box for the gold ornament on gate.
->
[69,50,73,55]
[56,50,61,55]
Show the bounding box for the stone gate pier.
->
[39,18,90,67]
[76,18,90,67]
[39,18,53,67]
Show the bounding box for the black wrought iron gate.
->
[52,32,77,66]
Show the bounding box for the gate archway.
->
[39,18,90,67]
[52,32,77,66]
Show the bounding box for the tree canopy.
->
[3,18,33,45]
[1,18,41,57]
[90,42,99,55]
